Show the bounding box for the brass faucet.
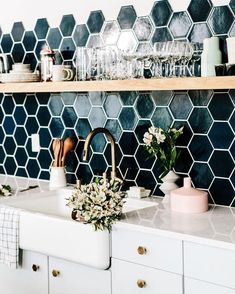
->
[83,127,120,180]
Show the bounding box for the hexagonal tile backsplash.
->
[1,1,235,206]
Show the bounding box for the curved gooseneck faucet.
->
[83,127,118,179]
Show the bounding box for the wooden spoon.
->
[61,137,76,166]
[58,140,64,167]
[53,139,61,167]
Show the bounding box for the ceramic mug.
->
[52,65,74,82]
[49,166,67,189]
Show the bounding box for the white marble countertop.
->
[1,174,235,251]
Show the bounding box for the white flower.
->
[154,129,166,144]
[143,132,153,146]
[148,126,158,135]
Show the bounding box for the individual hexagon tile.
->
[24,94,39,115]
[75,118,91,140]
[64,151,79,174]
[36,92,50,105]
[90,133,107,153]
[172,121,193,146]
[210,178,235,206]
[169,93,192,119]
[117,31,137,51]
[174,147,193,174]
[188,108,213,134]
[119,107,138,130]
[25,117,39,136]
[86,34,104,48]
[15,147,28,166]
[152,27,173,43]
[26,159,40,178]
[104,119,122,141]
[61,93,76,106]
[104,143,122,167]
[133,16,153,41]
[87,10,105,33]
[48,94,63,116]
[134,119,152,144]
[74,94,91,117]
[1,34,13,53]
[101,21,120,45]
[119,156,139,180]
[13,93,26,104]
[61,107,77,128]
[117,5,137,30]
[151,107,173,130]
[47,28,62,50]
[119,91,138,106]
[23,52,38,71]
[34,18,49,39]
[22,31,37,51]
[169,12,192,39]
[60,14,76,37]
[36,106,51,126]
[49,117,64,138]
[188,90,213,106]
[208,93,234,120]
[151,1,172,27]
[11,43,25,63]
[189,162,214,190]
[209,122,234,149]
[189,135,213,161]
[135,145,155,169]
[60,37,76,60]
[136,170,156,192]
[209,150,234,177]
[38,128,52,148]
[3,136,16,155]
[3,95,15,114]
[208,6,234,35]
[151,90,173,106]
[0,146,5,164]
[11,21,24,42]
[188,23,212,44]
[4,157,17,175]
[14,126,27,146]
[119,132,138,156]
[88,107,106,128]
[188,0,212,22]
[135,93,154,118]
[76,163,93,184]
[13,106,27,125]
[103,93,122,118]
[3,116,16,135]
[38,149,52,170]
[89,92,106,106]
[90,153,107,176]
[73,24,89,47]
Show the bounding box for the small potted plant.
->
[0,184,12,197]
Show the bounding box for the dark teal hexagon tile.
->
[60,14,76,37]
[62,107,77,128]
[34,18,49,39]
[23,52,38,71]
[75,119,91,140]
[24,95,39,115]
[48,94,63,116]
[152,27,172,43]
[38,128,52,148]
[87,10,105,33]
[49,117,64,138]
[39,171,50,181]
[3,95,15,115]
[3,117,15,135]
[25,117,39,136]
[151,90,173,106]
[119,107,138,130]
[1,34,13,53]
[4,157,17,175]
[210,178,235,206]
[47,28,62,49]
[15,147,28,166]
[119,156,139,180]
[120,91,138,106]
[104,143,122,167]
[151,107,173,130]
[11,21,24,42]
[151,1,172,27]
[3,137,16,155]
[12,43,25,63]
[172,121,192,147]
[0,146,5,164]
[117,5,137,30]
[36,93,50,105]
[208,122,234,149]
[189,135,213,161]
[136,170,156,192]
[23,31,37,52]
[60,38,76,60]
[188,0,212,22]
[73,24,89,47]
[26,159,40,178]
[61,93,76,106]
[76,164,93,184]
[169,93,192,119]
[134,119,152,144]
[37,106,51,126]
[14,127,27,146]
[135,93,154,118]
[135,145,155,169]
[188,108,213,134]
[208,6,234,35]
[119,132,138,156]
[91,133,107,153]
[190,162,213,190]
[174,147,193,174]
[90,153,107,176]
[209,150,234,177]
[105,119,122,141]
[188,90,213,106]
[208,93,234,120]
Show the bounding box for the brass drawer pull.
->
[137,279,146,288]
[32,264,40,272]
[137,246,147,255]
[52,269,60,277]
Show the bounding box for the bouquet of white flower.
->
[143,126,183,178]
[0,184,12,197]
[67,177,126,232]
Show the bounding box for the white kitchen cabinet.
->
[185,277,235,294]
[49,256,111,294]
[0,250,48,294]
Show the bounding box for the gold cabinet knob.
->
[137,246,147,255]
[137,279,146,288]
[52,269,60,277]
[32,264,40,272]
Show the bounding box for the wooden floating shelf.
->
[0,76,234,93]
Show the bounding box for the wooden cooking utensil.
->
[53,139,61,167]
[58,140,64,167]
[61,137,76,166]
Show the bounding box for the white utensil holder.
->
[49,166,67,190]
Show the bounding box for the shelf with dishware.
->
[0,76,234,93]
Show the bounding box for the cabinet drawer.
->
[184,242,235,289]
[112,228,182,274]
[185,278,235,294]
[112,258,183,294]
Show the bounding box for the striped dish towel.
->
[0,206,20,269]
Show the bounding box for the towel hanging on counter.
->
[0,206,20,269]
